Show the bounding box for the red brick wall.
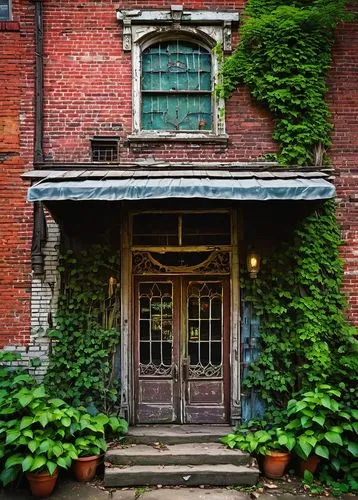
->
[0,1,357,348]
[42,0,277,163]
[327,19,358,326]
[0,3,33,347]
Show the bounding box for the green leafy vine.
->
[218,0,352,165]
[45,244,121,414]
[242,200,358,408]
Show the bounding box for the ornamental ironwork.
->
[139,363,173,377]
[188,363,222,378]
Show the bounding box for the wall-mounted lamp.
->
[247,250,261,278]
[108,276,117,297]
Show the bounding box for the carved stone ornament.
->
[116,7,239,52]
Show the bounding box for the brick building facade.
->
[0,0,357,423]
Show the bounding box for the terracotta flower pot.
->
[263,451,291,479]
[298,454,321,476]
[26,468,58,498]
[72,455,100,482]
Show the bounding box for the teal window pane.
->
[142,95,211,131]
[141,40,213,131]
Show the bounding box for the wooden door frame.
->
[119,204,241,425]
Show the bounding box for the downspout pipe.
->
[31,0,45,274]
[33,0,43,164]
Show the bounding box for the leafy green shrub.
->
[286,385,358,488]
[222,384,357,491]
[71,411,128,457]
[222,426,295,455]
[0,384,78,485]
[0,352,35,394]
[286,385,358,463]
[0,360,128,486]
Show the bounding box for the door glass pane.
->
[187,282,223,378]
[139,282,173,376]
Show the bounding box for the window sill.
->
[0,21,20,32]
[127,133,228,144]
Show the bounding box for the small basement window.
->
[90,137,119,162]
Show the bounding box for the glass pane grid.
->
[141,40,212,131]
[187,283,223,378]
[139,282,173,377]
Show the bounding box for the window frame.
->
[130,28,227,141]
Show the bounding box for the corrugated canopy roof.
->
[25,169,335,202]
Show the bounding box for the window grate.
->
[90,138,119,162]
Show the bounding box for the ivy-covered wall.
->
[240,200,357,413]
[219,0,352,166]
[42,202,122,414]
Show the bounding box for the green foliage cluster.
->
[218,0,351,165]
[45,244,121,414]
[0,355,127,486]
[242,200,358,408]
[222,385,358,491]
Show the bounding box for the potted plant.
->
[0,385,78,497]
[71,410,128,482]
[260,428,295,479]
[285,384,358,477]
[72,434,107,482]
[222,426,295,478]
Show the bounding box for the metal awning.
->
[26,169,335,202]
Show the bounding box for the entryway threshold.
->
[127,424,233,444]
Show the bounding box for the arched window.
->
[141,40,212,131]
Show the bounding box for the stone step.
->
[104,464,259,488]
[126,425,233,445]
[106,442,251,467]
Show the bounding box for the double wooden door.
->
[134,276,229,424]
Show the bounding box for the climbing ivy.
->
[218,0,352,165]
[242,200,358,408]
[45,244,121,414]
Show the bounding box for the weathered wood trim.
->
[230,208,241,424]
[120,206,131,421]
[131,245,232,253]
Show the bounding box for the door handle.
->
[182,357,190,380]
[182,357,190,402]
[173,363,179,383]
